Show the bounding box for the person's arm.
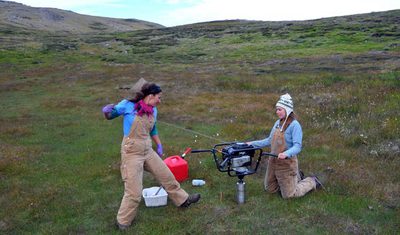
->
[102,104,118,120]
[102,100,127,120]
[151,134,163,157]
[151,108,163,157]
[152,134,161,146]
[282,121,302,158]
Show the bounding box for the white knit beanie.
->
[276,93,294,131]
[276,93,294,116]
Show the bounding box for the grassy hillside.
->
[0,1,163,34]
[0,9,399,234]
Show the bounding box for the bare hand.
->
[278,153,287,159]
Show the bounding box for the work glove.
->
[102,104,114,119]
[157,144,163,158]
[102,104,114,113]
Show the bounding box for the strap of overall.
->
[271,126,286,155]
[126,114,154,140]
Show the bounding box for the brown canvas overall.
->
[117,115,188,226]
[264,125,316,198]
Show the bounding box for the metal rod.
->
[153,186,163,196]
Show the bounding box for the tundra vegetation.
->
[0,8,399,234]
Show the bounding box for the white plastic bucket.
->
[142,187,168,207]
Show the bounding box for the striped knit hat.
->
[276,93,294,116]
[276,93,294,131]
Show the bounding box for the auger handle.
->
[191,149,213,153]
[261,152,279,158]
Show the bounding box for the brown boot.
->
[115,221,130,231]
[311,175,325,190]
[180,193,201,207]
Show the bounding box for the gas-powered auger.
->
[191,142,277,204]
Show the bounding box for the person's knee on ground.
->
[281,191,295,199]
[265,183,280,193]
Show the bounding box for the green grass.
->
[1,10,399,234]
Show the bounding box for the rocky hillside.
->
[0,1,163,34]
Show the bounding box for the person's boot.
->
[115,221,130,231]
[298,170,305,180]
[311,175,325,190]
[180,193,201,208]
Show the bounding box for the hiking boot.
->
[312,175,324,190]
[180,193,201,208]
[115,221,130,231]
[298,170,305,180]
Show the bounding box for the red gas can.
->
[163,148,191,182]
[164,156,188,182]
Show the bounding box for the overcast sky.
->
[6,0,400,27]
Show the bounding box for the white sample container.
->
[142,186,168,207]
[192,179,206,186]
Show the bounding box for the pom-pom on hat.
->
[276,93,294,115]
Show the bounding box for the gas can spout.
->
[181,147,192,159]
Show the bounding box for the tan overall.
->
[264,125,316,199]
[117,115,188,226]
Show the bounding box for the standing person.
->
[248,93,322,199]
[102,82,200,230]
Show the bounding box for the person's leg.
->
[264,157,279,193]
[293,177,316,197]
[144,150,188,206]
[276,157,316,198]
[117,153,145,226]
[275,157,298,198]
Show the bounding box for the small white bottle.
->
[192,179,206,186]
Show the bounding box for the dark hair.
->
[131,83,162,102]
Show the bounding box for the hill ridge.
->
[0,0,164,33]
